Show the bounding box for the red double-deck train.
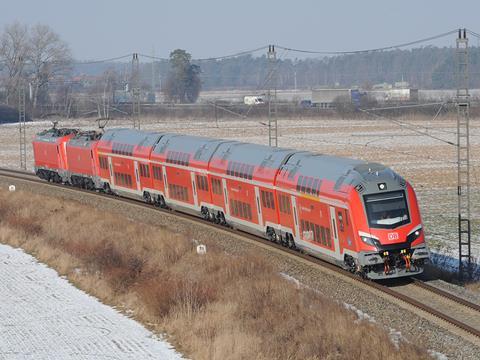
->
[33,126,430,279]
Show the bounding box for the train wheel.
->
[201,207,210,221]
[287,234,296,249]
[158,195,167,209]
[266,228,276,243]
[143,191,152,204]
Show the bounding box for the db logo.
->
[388,232,399,241]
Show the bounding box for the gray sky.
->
[2,0,480,60]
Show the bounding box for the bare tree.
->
[28,24,72,110]
[0,22,29,105]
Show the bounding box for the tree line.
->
[76,46,480,93]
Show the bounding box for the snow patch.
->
[0,243,185,359]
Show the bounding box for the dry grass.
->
[0,189,430,359]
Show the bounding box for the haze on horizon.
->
[2,0,480,60]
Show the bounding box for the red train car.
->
[33,127,430,279]
[33,127,78,183]
[65,131,102,189]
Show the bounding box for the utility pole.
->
[131,53,141,129]
[267,45,278,147]
[18,82,27,170]
[151,47,156,103]
[456,28,471,280]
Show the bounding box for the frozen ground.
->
[0,243,184,360]
[1,115,479,269]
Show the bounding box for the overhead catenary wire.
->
[358,107,457,146]
[275,29,459,55]
[138,45,268,62]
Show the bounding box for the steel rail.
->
[0,167,479,339]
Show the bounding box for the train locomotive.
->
[33,126,430,279]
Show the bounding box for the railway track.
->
[0,167,479,343]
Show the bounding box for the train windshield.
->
[364,190,410,229]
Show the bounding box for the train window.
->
[153,166,162,180]
[306,177,314,194]
[269,192,275,209]
[315,224,320,242]
[247,204,252,220]
[326,228,331,247]
[196,175,208,192]
[145,165,150,178]
[212,178,222,195]
[301,176,308,193]
[338,212,344,232]
[313,179,320,195]
[239,164,244,179]
[296,176,303,192]
[241,203,247,218]
[99,156,108,170]
[321,227,326,245]
[233,200,238,216]
[279,194,290,214]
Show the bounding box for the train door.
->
[191,172,199,207]
[162,165,169,198]
[292,196,300,238]
[329,206,341,257]
[108,157,114,184]
[222,178,230,216]
[254,186,263,226]
[134,161,141,191]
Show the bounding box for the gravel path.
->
[1,174,479,359]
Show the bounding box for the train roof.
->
[279,152,397,192]
[68,131,102,148]
[100,128,164,148]
[152,134,234,163]
[35,128,78,142]
[214,142,295,169]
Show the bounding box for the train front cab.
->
[352,183,430,280]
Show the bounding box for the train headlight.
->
[407,227,423,243]
[361,235,378,247]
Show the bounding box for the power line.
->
[358,108,457,146]
[275,29,459,55]
[72,54,133,65]
[138,45,268,62]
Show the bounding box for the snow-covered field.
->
[0,244,184,360]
